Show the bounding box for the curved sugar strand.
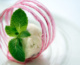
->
[0,9,9,41]
[0,28,8,52]
[0,33,8,56]
[0,18,8,48]
[0,43,7,56]
[5,8,12,25]
[5,9,10,25]
[0,35,7,50]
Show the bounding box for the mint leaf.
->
[11,8,28,33]
[8,38,25,62]
[5,26,18,37]
[18,30,31,38]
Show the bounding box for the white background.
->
[0,0,80,28]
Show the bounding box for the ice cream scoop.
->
[22,23,42,58]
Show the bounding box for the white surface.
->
[0,0,18,14]
[54,15,80,65]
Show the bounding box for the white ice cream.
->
[23,23,42,58]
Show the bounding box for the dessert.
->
[0,0,55,64]
[23,23,42,59]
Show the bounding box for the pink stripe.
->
[5,9,10,25]
[0,9,8,20]
[0,31,8,50]
[0,46,6,56]
[0,18,8,47]
[0,43,1,48]
[9,8,14,19]
[0,38,7,56]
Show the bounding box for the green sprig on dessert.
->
[5,8,31,62]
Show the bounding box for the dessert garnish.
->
[5,8,31,62]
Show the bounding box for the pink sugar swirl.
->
[0,0,55,64]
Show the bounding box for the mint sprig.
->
[5,8,31,62]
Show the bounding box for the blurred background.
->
[0,0,80,28]
[0,0,80,65]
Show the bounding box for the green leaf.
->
[18,30,31,38]
[11,8,28,33]
[8,38,25,62]
[5,26,19,37]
